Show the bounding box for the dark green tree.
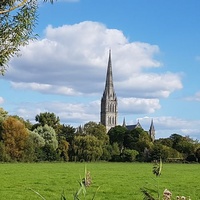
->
[170,134,196,158]
[35,112,60,133]
[195,148,200,162]
[57,124,76,161]
[170,133,183,149]
[155,138,173,148]
[108,125,127,152]
[123,128,152,153]
[121,149,139,162]
[151,143,169,161]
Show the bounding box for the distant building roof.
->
[126,121,142,131]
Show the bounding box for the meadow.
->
[0,162,199,200]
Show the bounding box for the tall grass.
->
[0,162,199,199]
[141,159,192,200]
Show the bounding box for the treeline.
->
[0,108,200,162]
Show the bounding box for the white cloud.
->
[185,91,200,101]
[119,97,161,114]
[14,100,100,126]
[11,82,81,96]
[137,116,200,140]
[2,21,187,138]
[5,21,182,99]
[0,97,4,104]
[116,72,182,98]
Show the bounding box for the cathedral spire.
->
[122,117,126,127]
[100,50,118,132]
[104,49,115,98]
[149,119,155,141]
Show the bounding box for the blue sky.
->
[1,0,200,139]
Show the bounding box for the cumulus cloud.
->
[5,21,182,99]
[119,97,161,114]
[116,72,182,98]
[2,21,186,136]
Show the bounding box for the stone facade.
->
[100,50,117,132]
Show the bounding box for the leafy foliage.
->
[0,0,55,74]
[0,107,199,163]
[33,124,58,150]
[0,0,37,74]
[73,135,103,161]
[35,112,60,132]
[2,116,29,160]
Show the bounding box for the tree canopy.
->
[0,107,200,163]
[0,0,54,75]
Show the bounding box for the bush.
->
[121,149,139,162]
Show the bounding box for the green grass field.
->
[0,162,199,199]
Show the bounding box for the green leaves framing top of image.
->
[0,0,55,75]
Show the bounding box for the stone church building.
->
[100,50,155,141]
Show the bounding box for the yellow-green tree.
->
[2,116,29,160]
[73,135,103,161]
[83,121,109,145]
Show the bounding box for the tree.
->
[0,0,54,74]
[170,134,196,157]
[29,131,45,147]
[155,138,173,148]
[195,148,200,162]
[58,124,76,143]
[2,116,29,161]
[73,135,103,162]
[83,121,108,144]
[57,124,76,161]
[33,124,58,150]
[111,142,121,161]
[121,149,139,162]
[0,107,8,120]
[0,141,10,162]
[0,107,8,140]
[170,133,183,149]
[57,140,69,161]
[12,115,33,130]
[123,128,152,152]
[35,112,60,133]
[151,143,170,161]
[40,144,59,161]
[108,125,127,152]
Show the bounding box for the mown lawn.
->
[0,162,199,199]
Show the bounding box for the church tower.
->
[149,119,155,142]
[101,50,118,132]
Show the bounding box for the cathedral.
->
[100,50,155,141]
